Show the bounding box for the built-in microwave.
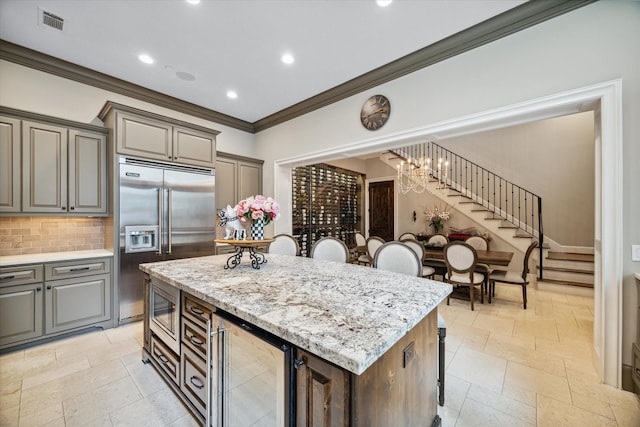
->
[148,276,181,354]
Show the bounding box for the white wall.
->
[254,1,639,368]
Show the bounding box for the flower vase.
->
[251,217,265,240]
[432,221,442,235]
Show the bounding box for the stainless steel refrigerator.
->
[118,156,215,323]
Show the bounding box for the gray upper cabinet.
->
[216,153,263,211]
[0,116,21,213]
[0,107,109,216]
[21,121,107,215]
[100,102,219,168]
[22,120,68,213]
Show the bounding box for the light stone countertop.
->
[140,254,452,375]
[0,249,114,267]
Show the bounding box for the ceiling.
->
[0,1,591,132]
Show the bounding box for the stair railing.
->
[394,142,545,279]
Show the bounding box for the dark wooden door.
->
[368,180,394,241]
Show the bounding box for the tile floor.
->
[0,282,639,426]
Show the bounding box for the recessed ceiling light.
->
[377,0,392,7]
[281,53,295,65]
[138,54,154,64]
[227,90,238,99]
[186,0,200,4]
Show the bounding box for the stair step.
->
[537,278,594,289]
[498,224,518,229]
[539,265,594,275]
[547,252,594,263]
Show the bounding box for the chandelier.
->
[394,144,448,194]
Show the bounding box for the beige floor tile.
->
[0,403,19,427]
[611,401,640,427]
[563,355,598,376]
[168,413,201,427]
[19,358,129,416]
[484,337,566,377]
[22,356,91,390]
[109,387,190,426]
[537,394,617,426]
[472,313,515,336]
[504,361,571,404]
[437,403,460,427]
[445,322,489,351]
[442,373,471,411]
[54,330,111,361]
[466,384,536,425]
[501,383,537,407]
[447,347,507,393]
[38,418,66,427]
[513,318,559,341]
[104,322,143,344]
[0,379,21,413]
[570,391,615,420]
[487,331,535,350]
[18,403,64,427]
[456,397,534,427]
[63,376,142,427]
[567,368,640,412]
[536,336,593,361]
[125,356,171,397]
[86,337,142,366]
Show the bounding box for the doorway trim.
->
[274,79,623,387]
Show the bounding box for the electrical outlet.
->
[403,341,415,368]
[633,245,640,262]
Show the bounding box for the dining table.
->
[423,247,514,267]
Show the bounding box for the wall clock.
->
[360,95,391,130]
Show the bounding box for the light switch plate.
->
[633,245,640,261]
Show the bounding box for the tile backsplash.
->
[0,217,105,256]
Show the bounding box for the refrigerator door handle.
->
[157,188,163,255]
[167,188,173,254]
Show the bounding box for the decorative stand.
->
[215,239,274,270]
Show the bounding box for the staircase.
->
[387,142,595,293]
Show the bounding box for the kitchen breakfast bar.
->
[140,253,452,427]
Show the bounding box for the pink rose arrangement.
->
[235,195,280,225]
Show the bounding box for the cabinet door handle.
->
[70,206,75,211]
[294,358,306,370]
[36,287,41,292]
[189,306,204,316]
[61,206,66,210]
[158,354,169,365]
[190,376,204,389]
[189,335,204,347]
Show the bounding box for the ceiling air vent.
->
[39,8,64,31]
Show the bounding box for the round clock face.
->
[360,95,391,130]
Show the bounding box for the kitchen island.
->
[140,253,451,426]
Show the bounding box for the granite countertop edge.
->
[140,254,452,375]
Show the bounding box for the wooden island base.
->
[296,310,440,427]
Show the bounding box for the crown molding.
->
[0,40,254,133]
[0,0,595,134]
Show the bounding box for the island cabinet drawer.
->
[182,294,215,328]
[182,317,207,359]
[150,333,179,385]
[45,258,111,280]
[180,345,207,417]
[0,265,43,287]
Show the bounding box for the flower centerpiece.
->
[425,205,450,234]
[235,195,280,240]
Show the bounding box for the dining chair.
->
[362,236,385,267]
[398,232,417,241]
[268,233,300,256]
[373,241,422,276]
[443,241,485,310]
[310,236,350,263]
[354,232,369,265]
[488,241,538,309]
[423,234,450,279]
[401,238,436,279]
[373,240,446,406]
[464,235,491,295]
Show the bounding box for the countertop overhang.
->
[140,254,452,375]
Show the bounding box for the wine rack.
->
[292,164,363,257]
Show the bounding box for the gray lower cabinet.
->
[0,265,44,346]
[0,257,113,350]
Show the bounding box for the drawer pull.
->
[0,270,33,280]
[189,306,205,316]
[190,375,205,389]
[157,354,169,365]
[189,335,204,347]
[53,263,102,274]
[70,267,90,272]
